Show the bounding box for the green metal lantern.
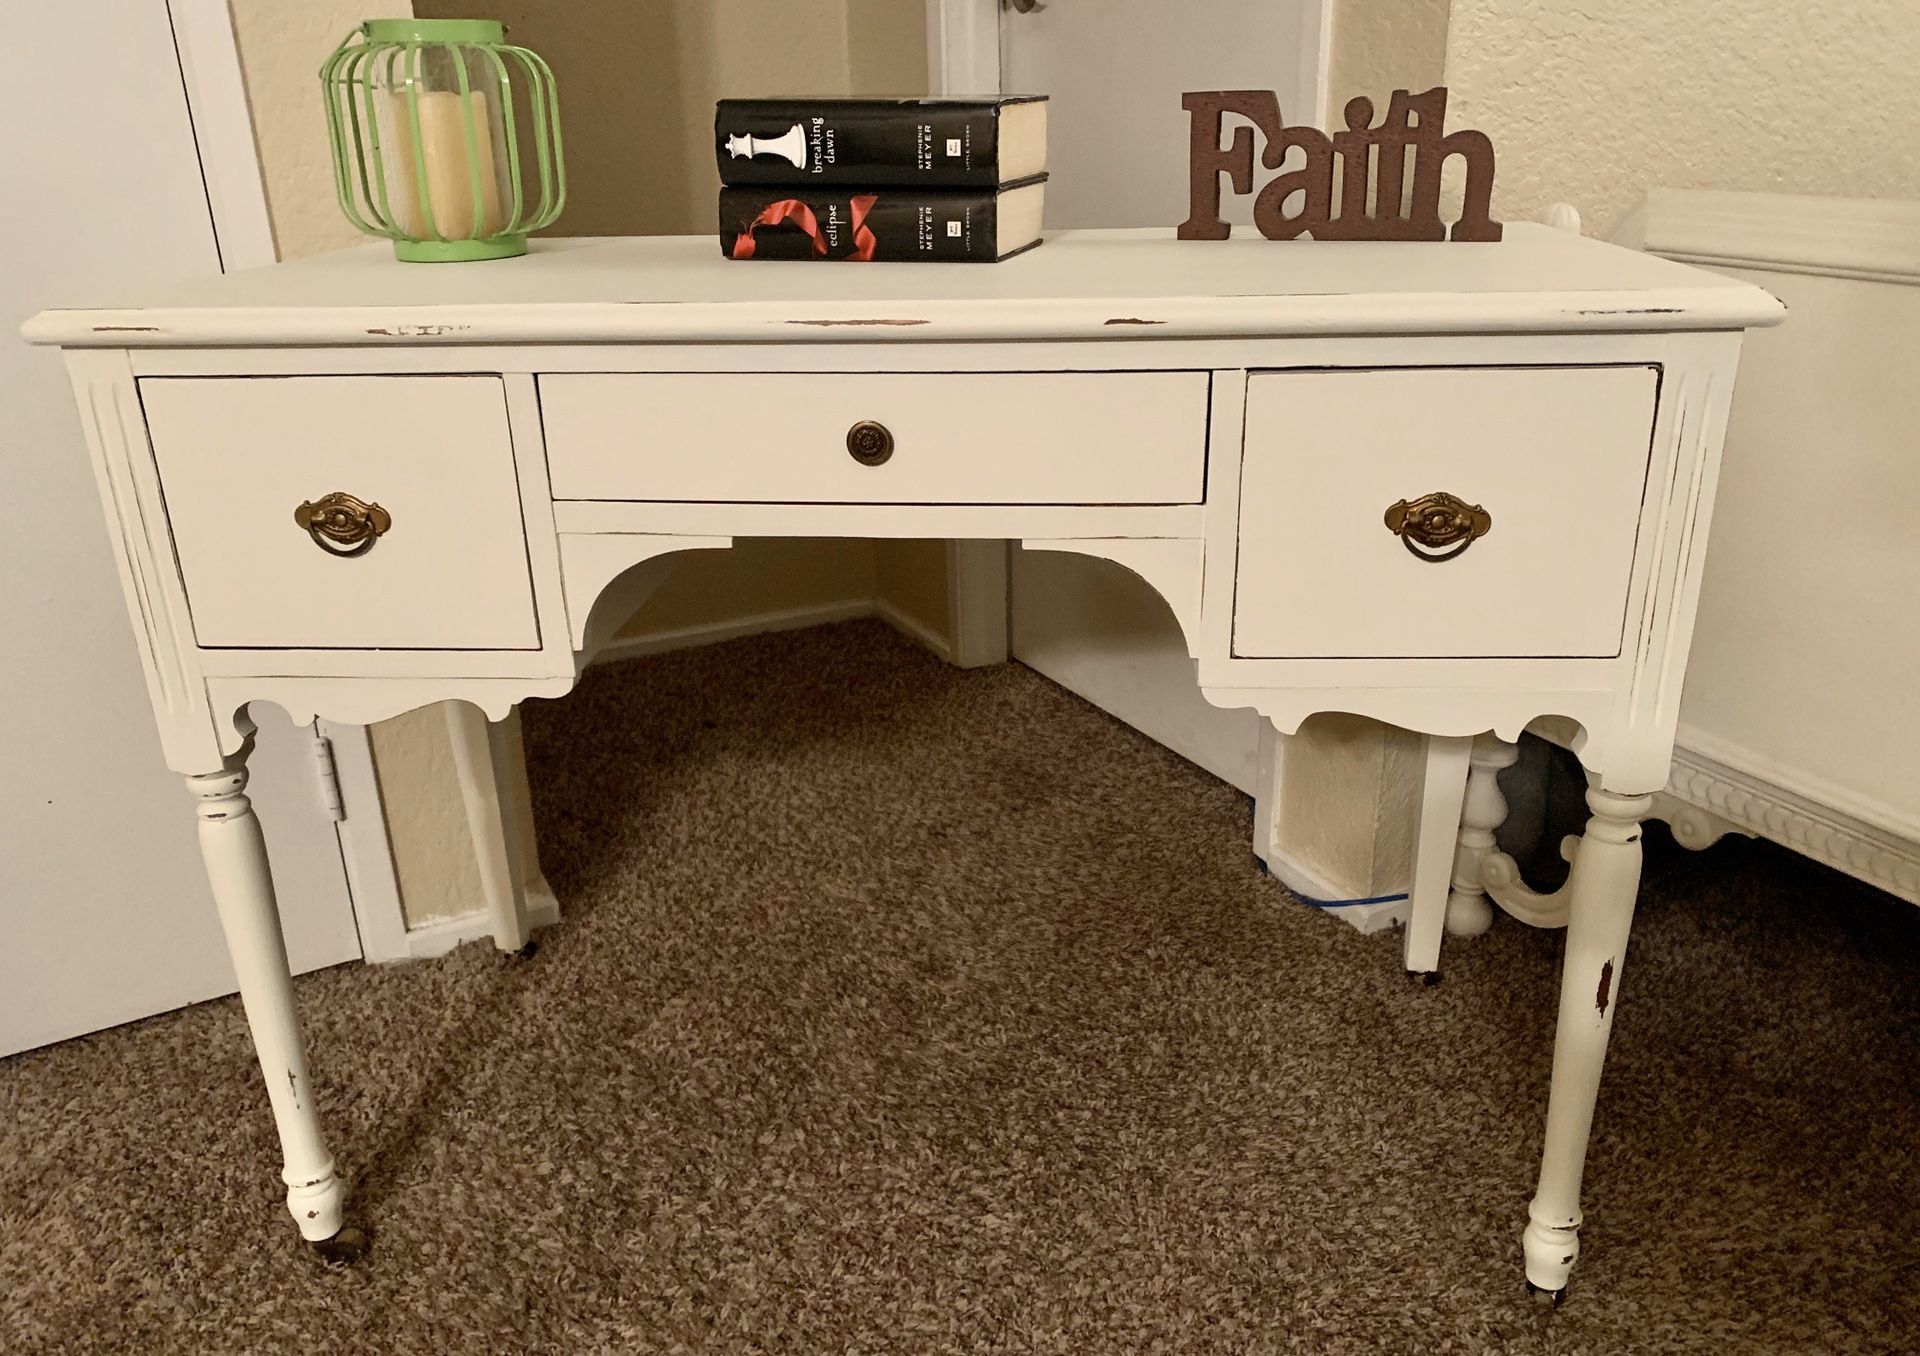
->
[321,18,565,262]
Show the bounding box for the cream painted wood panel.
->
[28,228,1775,347]
[1233,366,1658,659]
[539,371,1208,504]
[29,228,1781,1291]
[142,376,539,650]
[1012,546,1261,792]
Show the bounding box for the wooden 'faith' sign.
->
[1178,86,1502,243]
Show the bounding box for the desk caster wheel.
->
[1407,970,1443,988]
[506,939,538,963]
[1526,1279,1566,1307]
[311,1225,370,1266]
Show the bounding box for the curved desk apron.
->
[25,226,1784,1295]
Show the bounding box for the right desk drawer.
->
[1232,366,1659,660]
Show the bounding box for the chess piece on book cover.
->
[716,96,1048,187]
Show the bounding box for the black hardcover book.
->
[719,179,1046,263]
[715,96,1047,187]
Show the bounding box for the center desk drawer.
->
[538,372,1209,503]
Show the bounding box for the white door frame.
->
[928,0,1334,123]
[926,0,1335,670]
[167,0,407,962]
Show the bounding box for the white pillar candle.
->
[385,89,504,240]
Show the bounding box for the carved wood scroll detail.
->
[1179,87,1501,244]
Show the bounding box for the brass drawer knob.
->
[846,419,894,467]
[1384,491,1491,563]
[294,491,391,557]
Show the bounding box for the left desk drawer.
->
[141,376,540,650]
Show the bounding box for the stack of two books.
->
[714,96,1048,262]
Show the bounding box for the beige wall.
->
[876,539,949,638]
[1325,0,1449,126]
[417,0,928,236]
[1445,0,1920,237]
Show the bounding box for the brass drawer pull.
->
[294,492,391,557]
[846,419,894,467]
[1384,491,1491,563]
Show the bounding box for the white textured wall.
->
[1444,0,1920,236]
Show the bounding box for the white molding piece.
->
[590,600,874,666]
[874,597,957,665]
[1020,537,1205,659]
[1301,0,1335,131]
[945,540,1009,669]
[1252,723,1410,938]
[165,0,277,271]
[1676,725,1920,846]
[557,532,733,650]
[926,0,1000,96]
[319,720,410,964]
[1659,746,1920,904]
[1261,848,1409,936]
[1521,719,1920,908]
[404,889,562,962]
[1613,190,1920,287]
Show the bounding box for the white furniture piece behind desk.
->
[25,228,1782,1296]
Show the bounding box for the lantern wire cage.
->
[321,18,565,262]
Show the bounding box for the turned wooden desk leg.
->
[186,746,347,1247]
[1522,784,1653,1297]
[1446,735,1520,938]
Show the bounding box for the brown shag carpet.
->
[3,620,1918,1354]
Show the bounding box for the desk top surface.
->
[26,226,1784,348]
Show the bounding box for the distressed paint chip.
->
[785,317,930,328]
[365,323,469,337]
[1103,317,1166,326]
[1595,959,1615,1016]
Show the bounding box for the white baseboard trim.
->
[873,597,956,663]
[394,596,959,959]
[400,882,563,962]
[1258,843,1409,936]
[590,593,960,671]
[1659,746,1920,904]
[590,599,874,666]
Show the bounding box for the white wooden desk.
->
[26,227,1782,1295]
